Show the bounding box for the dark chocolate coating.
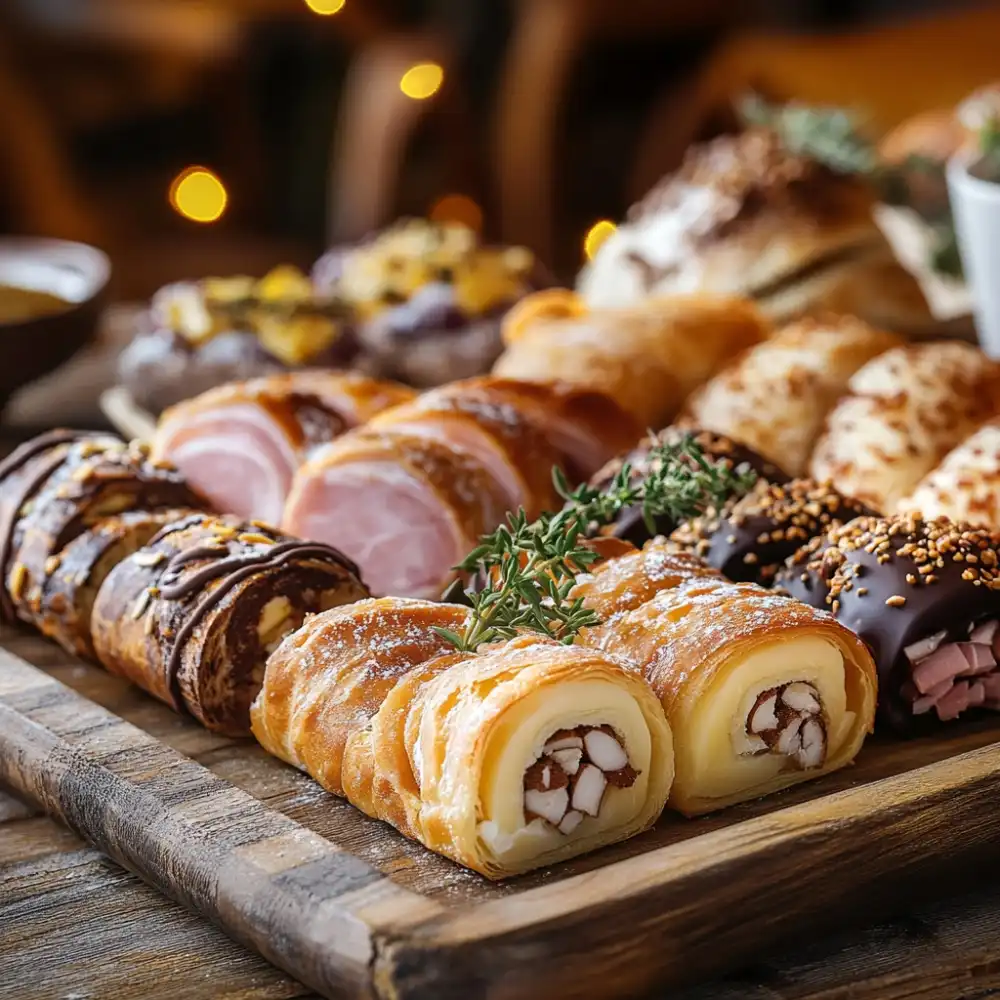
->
[779,515,1000,734]
[590,426,789,548]
[671,479,874,587]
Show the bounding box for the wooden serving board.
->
[5,630,1000,1000]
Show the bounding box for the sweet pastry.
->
[777,514,1000,734]
[282,430,509,600]
[670,478,874,587]
[577,128,934,333]
[151,371,415,524]
[683,315,902,476]
[589,426,787,547]
[493,294,767,428]
[8,437,207,637]
[583,574,877,815]
[251,598,673,878]
[118,266,360,414]
[810,342,1000,512]
[91,512,368,736]
[314,219,548,387]
[897,420,1000,529]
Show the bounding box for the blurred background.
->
[4,0,997,295]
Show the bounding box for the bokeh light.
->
[400,63,444,100]
[169,167,228,223]
[303,0,346,13]
[428,193,483,233]
[583,220,617,260]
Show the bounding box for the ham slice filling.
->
[903,620,1000,721]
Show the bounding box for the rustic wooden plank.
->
[0,649,442,1000]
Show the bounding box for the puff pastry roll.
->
[152,371,415,523]
[589,425,786,547]
[810,342,1000,512]
[684,315,901,476]
[252,599,673,878]
[585,577,876,815]
[92,513,368,735]
[777,515,1000,734]
[9,437,207,635]
[282,429,508,600]
[897,419,1000,529]
[494,293,766,428]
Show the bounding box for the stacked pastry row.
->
[0,431,368,736]
[152,370,644,600]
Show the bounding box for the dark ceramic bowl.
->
[0,237,111,409]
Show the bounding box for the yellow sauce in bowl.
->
[0,284,71,324]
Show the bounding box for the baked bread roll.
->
[670,478,873,587]
[152,371,415,523]
[589,425,787,548]
[252,598,673,878]
[584,575,876,815]
[897,420,1000,528]
[92,513,368,736]
[8,437,207,636]
[365,381,562,517]
[810,342,1000,511]
[282,430,508,600]
[577,128,934,333]
[493,294,766,428]
[777,514,1000,734]
[684,315,902,475]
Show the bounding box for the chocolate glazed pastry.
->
[8,438,208,634]
[670,478,874,587]
[0,429,120,621]
[91,514,369,736]
[589,426,788,548]
[776,514,1000,735]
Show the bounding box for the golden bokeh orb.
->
[583,220,617,261]
[400,63,445,100]
[169,167,228,224]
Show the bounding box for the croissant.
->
[252,598,673,878]
[493,293,766,428]
[583,575,876,815]
[91,513,368,736]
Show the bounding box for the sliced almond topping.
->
[571,764,607,817]
[750,694,779,734]
[796,718,826,769]
[781,682,820,715]
[524,787,569,826]
[583,729,629,772]
[544,730,584,753]
[550,748,583,775]
[558,810,584,835]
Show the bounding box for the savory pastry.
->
[684,315,902,475]
[589,425,787,547]
[151,371,415,524]
[670,478,873,587]
[314,218,548,387]
[282,430,509,600]
[364,381,563,517]
[576,128,934,333]
[91,512,368,736]
[252,598,673,878]
[493,294,767,428]
[810,342,1000,512]
[118,266,360,414]
[583,575,877,815]
[8,437,207,636]
[777,514,1000,734]
[569,539,722,625]
[897,420,1000,529]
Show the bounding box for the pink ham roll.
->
[151,372,414,524]
[282,429,509,599]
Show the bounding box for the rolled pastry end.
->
[414,639,673,878]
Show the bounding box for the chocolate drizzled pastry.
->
[91,513,369,736]
[777,514,1000,734]
[7,437,208,634]
[589,426,787,547]
[668,478,869,586]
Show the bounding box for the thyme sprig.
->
[436,435,756,652]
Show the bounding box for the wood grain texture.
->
[6,631,1000,999]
